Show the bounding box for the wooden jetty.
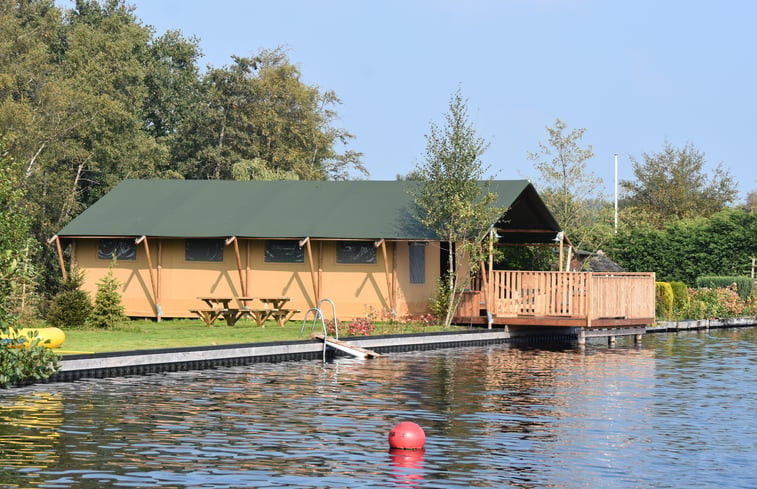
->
[454,270,656,344]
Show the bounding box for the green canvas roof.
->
[57,179,561,241]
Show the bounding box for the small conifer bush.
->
[46,267,92,328]
[88,265,127,329]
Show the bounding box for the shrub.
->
[88,266,126,329]
[46,268,92,328]
[695,276,753,301]
[1,320,60,388]
[655,282,674,320]
[429,278,451,323]
[347,317,374,336]
[670,281,689,317]
[685,285,748,319]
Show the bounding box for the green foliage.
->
[410,88,503,326]
[46,268,92,328]
[528,118,603,249]
[655,282,674,320]
[669,281,689,317]
[695,276,753,301]
[621,141,737,226]
[609,208,757,284]
[1,3,364,308]
[428,277,452,323]
[495,246,553,271]
[87,262,126,329]
[1,320,60,388]
[683,285,749,319]
[173,49,365,181]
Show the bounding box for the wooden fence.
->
[458,270,655,323]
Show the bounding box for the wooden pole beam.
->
[376,239,394,312]
[303,238,319,305]
[136,236,160,317]
[227,236,246,297]
[48,235,68,282]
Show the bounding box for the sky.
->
[103,1,757,201]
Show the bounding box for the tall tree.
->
[411,89,502,326]
[173,48,365,181]
[621,141,736,226]
[527,118,603,249]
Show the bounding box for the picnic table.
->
[246,297,300,327]
[190,296,298,327]
[191,296,254,327]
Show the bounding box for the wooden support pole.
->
[376,239,394,312]
[391,242,397,312]
[479,260,491,329]
[226,236,246,297]
[48,235,68,282]
[136,235,160,317]
[318,241,323,303]
[301,237,319,305]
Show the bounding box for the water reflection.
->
[1,328,755,488]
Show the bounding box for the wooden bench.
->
[191,308,243,327]
[268,309,300,327]
[190,309,223,327]
[242,308,272,327]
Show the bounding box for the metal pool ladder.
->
[301,298,340,362]
[300,299,381,361]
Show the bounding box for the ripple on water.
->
[1,328,755,488]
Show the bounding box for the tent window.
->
[98,239,136,260]
[336,241,376,264]
[185,239,224,262]
[265,240,304,263]
[409,242,426,284]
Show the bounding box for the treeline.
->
[1,0,365,311]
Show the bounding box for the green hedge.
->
[655,282,674,320]
[695,276,753,300]
[670,281,689,316]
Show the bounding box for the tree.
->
[744,190,757,212]
[411,89,503,326]
[0,143,32,317]
[527,118,604,250]
[88,260,126,329]
[172,49,366,181]
[621,142,737,226]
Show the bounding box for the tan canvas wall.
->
[72,238,439,320]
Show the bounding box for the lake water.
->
[1,327,755,488]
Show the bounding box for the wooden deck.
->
[454,270,656,330]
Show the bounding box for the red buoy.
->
[388,421,426,450]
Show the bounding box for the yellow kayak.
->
[1,327,66,349]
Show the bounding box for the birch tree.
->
[411,89,502,326]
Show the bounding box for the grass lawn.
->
[57,317,455,355]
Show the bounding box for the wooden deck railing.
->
[458,270,655,322]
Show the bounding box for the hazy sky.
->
[99,1,757,200]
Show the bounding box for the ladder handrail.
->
[300,298,340,362]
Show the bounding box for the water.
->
[1,328,755,488]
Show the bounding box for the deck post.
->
[136,235,161,317]
[608,335,616,346]
[479,260,492,329]
[376,239,395,313]
[577,328,586,345]
[48,235,69,282]
[226,236,247,297]
[301,237,319,305]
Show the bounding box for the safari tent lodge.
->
[53,179,655,331]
